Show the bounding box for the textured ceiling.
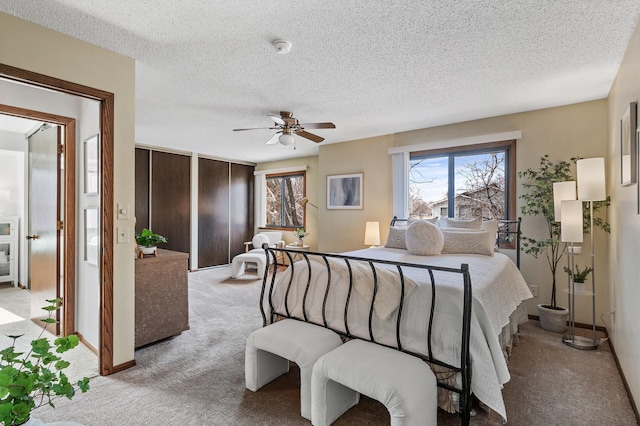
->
[1,1,639,163]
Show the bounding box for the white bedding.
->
[266,247,532,421]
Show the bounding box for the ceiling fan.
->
[233,111,336,146]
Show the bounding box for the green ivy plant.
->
[0,299,90,426]
[135,228,168,247]
[518,155,610,309]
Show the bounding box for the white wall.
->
[0,79,101,350]
[1,11,136,366]
[607,18,640,413]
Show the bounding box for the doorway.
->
[0,63,116,375]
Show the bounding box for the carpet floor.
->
[21,266,637,425]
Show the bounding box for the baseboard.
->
[110,359,136,374]
[607,338,640,424]
[76,331,99,356]
[527,314,607,332]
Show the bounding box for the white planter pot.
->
[537,304,569,333]
[138,245,157,255]
[573,281,585,294]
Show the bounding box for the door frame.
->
[0,63,116,376]
[0,104,76,336]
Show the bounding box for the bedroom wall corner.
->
[255,155,320,250]
[317,135,394,253]
[0,11,136,367]
[606,17,640,415]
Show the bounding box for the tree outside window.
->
[266,172,305,228]
[408,141,515,220]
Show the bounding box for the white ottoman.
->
[231,251,266,278]
[312,339,437,426]
[245,319,343,421]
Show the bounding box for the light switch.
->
[117,227,129,244]
[117,203,130,220]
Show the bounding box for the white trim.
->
[189,153,199,270]
[254,165,308,176]
[388,131,522,155]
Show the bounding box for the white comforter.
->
[266,247,532,421]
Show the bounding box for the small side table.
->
[284,244,310,264]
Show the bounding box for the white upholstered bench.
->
[245,319,343,421]
[311,339,438,426]
[231,252,266,278]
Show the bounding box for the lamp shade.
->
[560,200,583,243]
[364,221,381,247]
[577,158,606,201]
[553,181,576,222]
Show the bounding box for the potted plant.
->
[293,227,308,246]
[0,299,90,426]
[564,264,593,294]
[135,228,168,256]
[518,155,609,332]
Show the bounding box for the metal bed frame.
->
[258,216,522,426]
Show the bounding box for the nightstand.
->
[284,244,310,263]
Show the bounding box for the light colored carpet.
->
[0,285,99,384]
[19,266,637,425]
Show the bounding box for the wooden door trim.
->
[0,103,76,338]
[0,63,116,376]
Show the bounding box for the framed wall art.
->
[327,173,363,210]
[620,101,637,186]
[84,134,99,194]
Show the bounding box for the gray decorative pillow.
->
[384,227,407,249]
[405,220,443,256]
[439,217,482,230]
[441,230,494,256]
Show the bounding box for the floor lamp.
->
[572,157,606,350]
[560,199,584,348]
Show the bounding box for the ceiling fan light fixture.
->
[279,132,295,146]
[273,39,292,55]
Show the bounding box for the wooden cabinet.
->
[0,216,18,286]
[135,148,254,269]
[135,249,189,348]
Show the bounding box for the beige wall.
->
[607,19,640,412]
[318,135,395,253]
[0,12,136,366]
[315,100,610,326]
[256,156,320,250]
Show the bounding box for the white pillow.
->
[481,219,499,249]
[405,220,444,256]
[252,233,271,249]
[384,226,407,249]
[441,229,494,256]
[439,217,482,230]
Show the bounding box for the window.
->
[265,171,306,228]
[408,140,515,220]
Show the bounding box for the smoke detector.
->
[273,39,292,54]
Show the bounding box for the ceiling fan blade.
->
[265,132,281,145]
[233,127,278,131]
[296,130,324,143]
[298,122,336,129]
[268,115,286,125]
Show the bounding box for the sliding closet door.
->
[198,158,230,267]
[230,163,254,258]
[151,151,191,254]
[134,148,150,234]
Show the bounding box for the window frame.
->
[409,139,516,221]
[264,170,307,230]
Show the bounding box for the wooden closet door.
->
[198,158,230,267]
[134,148,150,234]
[230,163,254,258]
[151,151,191,254]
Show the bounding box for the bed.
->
[258,218,532,425]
